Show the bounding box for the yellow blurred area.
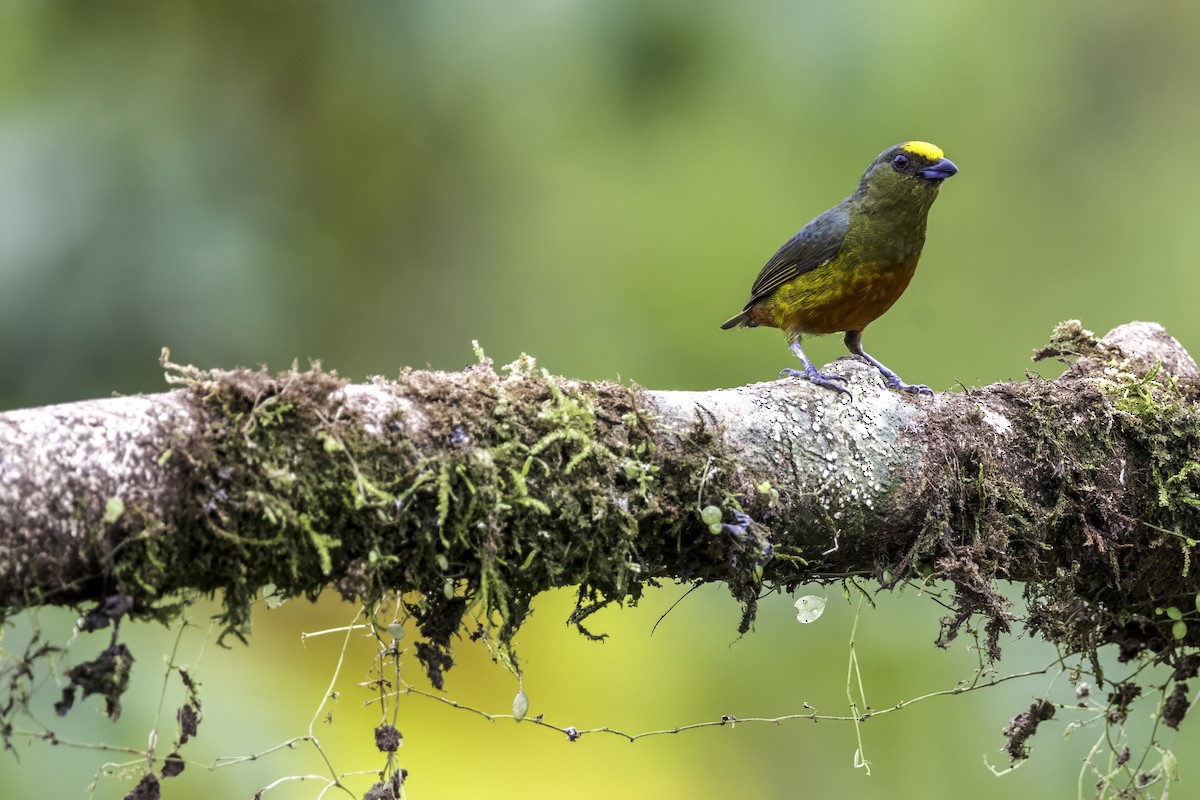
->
[2,0,1199,797]
[7,585,1191,798]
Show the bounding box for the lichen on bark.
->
[122,350,768,686]
[2,321,1199,744]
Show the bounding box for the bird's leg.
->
[780,337,851,395]
[843,330,933,396]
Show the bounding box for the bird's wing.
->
[745,205,848,308]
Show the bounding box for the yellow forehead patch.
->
[902,141,944,161]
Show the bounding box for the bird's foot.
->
[894,380,934,397]
[779,366,852,395]
[848,353,934,396]
[876,369,933,396]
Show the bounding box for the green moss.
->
[115,351,727,685]
[847,321,1200,672]
[886,322,1200,667]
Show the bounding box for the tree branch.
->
[2,322,1199,681]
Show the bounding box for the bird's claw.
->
[779,367,852,395]
[885,376,934,396]
[866,361,934,396]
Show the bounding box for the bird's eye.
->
[892,153,909,171]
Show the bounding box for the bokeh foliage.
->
[2,1,1200,798]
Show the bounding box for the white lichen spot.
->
[981,406,1012,435]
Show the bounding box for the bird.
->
[720,141,957,396]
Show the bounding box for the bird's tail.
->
[720,312,753,330]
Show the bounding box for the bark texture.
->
[2,322,1200,680]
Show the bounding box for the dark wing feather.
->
[744,204,848,308]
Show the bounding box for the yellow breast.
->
[765,259,919,335]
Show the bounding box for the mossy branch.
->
[2,321,1200,686]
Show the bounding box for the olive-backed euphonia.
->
[721,141,957,395]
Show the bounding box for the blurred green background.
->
[3,1,1199,797]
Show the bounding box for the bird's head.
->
[856,141,958,206]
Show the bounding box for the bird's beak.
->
[916,157,958,182]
